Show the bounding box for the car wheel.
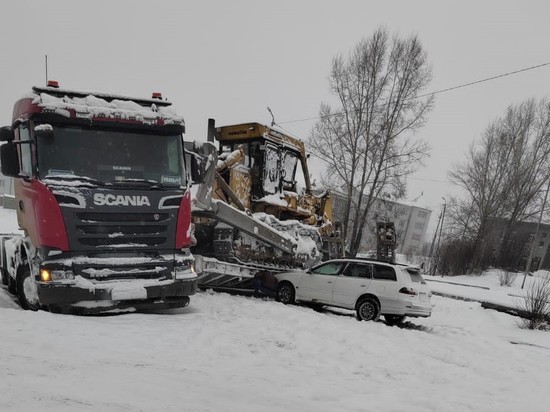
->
[384,315,406,326]
[16,261,40,311]
[277,282,295,305]
[356,297,380,321]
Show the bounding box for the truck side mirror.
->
[0,142,20,177]
[34,124,54,139]
[0,126,14,142]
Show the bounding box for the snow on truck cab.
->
[0,82,197,313]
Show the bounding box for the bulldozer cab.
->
[213,123,319,222]
[216,123,310,201]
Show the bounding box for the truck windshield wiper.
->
[43,175,106,187]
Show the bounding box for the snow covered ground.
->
[1,288,550,412]
[1,207,550,411]
[425,269,550,308]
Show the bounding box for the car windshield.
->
[36,125,186,187]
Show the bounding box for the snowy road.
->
[1,287,549,412]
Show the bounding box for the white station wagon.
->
[275,258,433,324]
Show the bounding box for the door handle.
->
[327,281,333,284]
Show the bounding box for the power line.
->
[406,176,453,183]
[279,61,550,125]
[418,61,550,99]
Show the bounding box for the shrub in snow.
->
[498,270,517,287]
[518,276,550,330]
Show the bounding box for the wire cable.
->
[279,61,550,125]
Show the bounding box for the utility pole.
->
[436,197,447,274]
[522,178,550,289]
[432,197,447,276]
[428,212,441,258]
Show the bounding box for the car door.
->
[297,261,344,303]
[332,262,373,309]
[370,263,401,312]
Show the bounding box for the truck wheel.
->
[1,267,8,286]
[8,273,16,294]
[16,262,40,311]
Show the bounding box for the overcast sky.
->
[2,0,550,221]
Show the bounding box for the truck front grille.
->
[72,212,172,250]
[74,261,173,281]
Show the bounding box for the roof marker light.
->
[47,80,59,88]
[152,92,162,99]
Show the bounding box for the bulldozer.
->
[188,119,344,290]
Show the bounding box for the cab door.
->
[332,262,373,308]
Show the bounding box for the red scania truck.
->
[0,82,197,313]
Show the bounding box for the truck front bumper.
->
[35,252,198,313]
[37,278,197,313]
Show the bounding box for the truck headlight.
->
[40,269,74,282]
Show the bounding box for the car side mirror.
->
[0,126,14,142]
[0,142,20,177]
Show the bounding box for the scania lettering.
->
[93,194,152,207]
[0,82,197,313]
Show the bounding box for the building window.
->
[411,233,422,241]
[414,222,424,230]
[417,210,427,219]
[539,241,545,248]
[542,232,548,239]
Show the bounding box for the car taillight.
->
[399,287,418,296]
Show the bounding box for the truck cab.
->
[0,83,197,313]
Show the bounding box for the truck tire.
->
[8,273,16,294]
[1,267,8,286]
[16,261,40,311]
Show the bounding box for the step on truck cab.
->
[0,82,197,313]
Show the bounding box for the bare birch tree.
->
[448,99,550,272]
[309,28,433,256]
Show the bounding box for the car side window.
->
[311,262,344,276]
[372,264,397,281]
[342,263,372,278]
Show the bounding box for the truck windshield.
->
[37,125,186,187]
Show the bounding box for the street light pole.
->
[522,178,550,289]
